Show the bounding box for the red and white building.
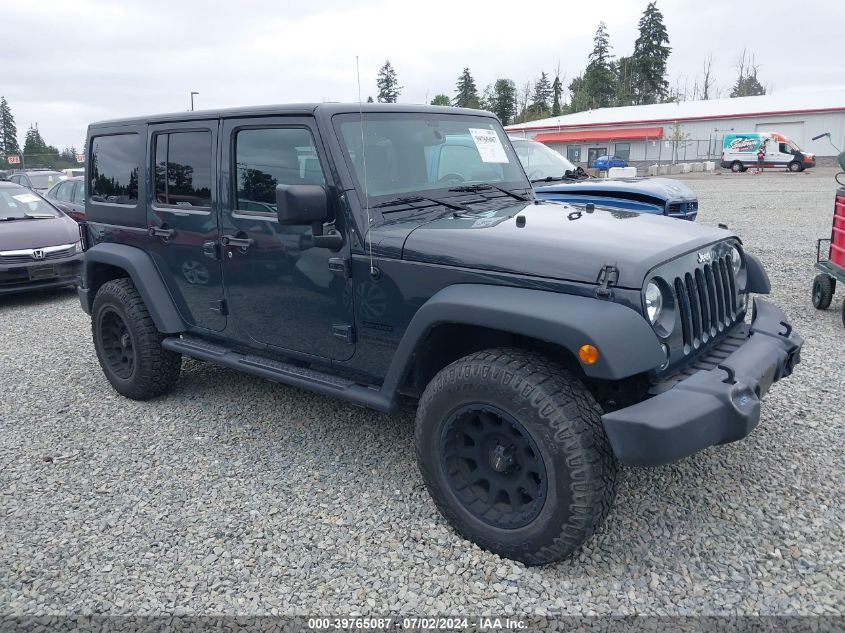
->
[505,88,845,165]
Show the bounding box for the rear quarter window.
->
[86,129,146,227]
[91,134,140,205]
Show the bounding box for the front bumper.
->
[602,299,802,466]
[0,255,83,295]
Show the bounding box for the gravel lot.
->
[1,168,843,617]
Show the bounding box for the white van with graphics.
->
[721,132,816,172]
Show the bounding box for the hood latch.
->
[595,264,619,299]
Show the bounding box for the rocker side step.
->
[162,335,394,412]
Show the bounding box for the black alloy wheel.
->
[440,404,547,529]
[98,306,136,379]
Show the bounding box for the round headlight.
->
[730,245,742,274]
[645,280,663,324]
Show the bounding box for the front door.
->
[587,147,607,166]
[220,116,354,361]
[147,121,226,331]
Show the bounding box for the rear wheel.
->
[731,161,744,173]
[415,348,617,565]
[92,278,181,399]
[788,161,803,172]
[812,274,834,310]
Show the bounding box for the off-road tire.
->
[415,348,618,565]
[92,278,181,400]
[812,274,834,310]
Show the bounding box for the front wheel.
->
[812,274,834,310]
[415,348,617,565]
[92,278,182,400]
[788,161,803,172]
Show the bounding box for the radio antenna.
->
[356,55,375,276]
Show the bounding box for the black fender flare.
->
[80,243,184,333]
[381,284,666,395]
[744,252,771,294]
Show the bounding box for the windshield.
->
[28,173,66,189]
[0,187,60,218]
[335,113,528,202]
[511,139,577,180]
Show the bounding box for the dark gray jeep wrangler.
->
[78,104,802,564]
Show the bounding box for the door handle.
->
[221,235,254,249]
[148,226,175,240]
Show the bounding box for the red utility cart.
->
[811,186,845,327]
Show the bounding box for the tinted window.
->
[154,131,213,207]
[72,180,85,204]
[91,134,140,205]
[235,127,325,212]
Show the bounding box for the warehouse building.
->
[505,88,845,166]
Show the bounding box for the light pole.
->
[190,91,199,111]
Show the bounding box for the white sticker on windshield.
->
[469,128,509,163]
[13,194,40,204]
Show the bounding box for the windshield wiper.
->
[449,183,531,202]
[0,214,54,221]
[372,194,471,213]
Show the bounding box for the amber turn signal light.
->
[578,344,600,365]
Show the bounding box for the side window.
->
[153,131,213,208]
[90,134,140,205]
[56,181,74,202]
[72,180,85,204]
[9,175,20,184]
[779,142,792,154]
[234,127,326,213]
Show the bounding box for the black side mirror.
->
[276,184,328,225]
[275,183,342,250]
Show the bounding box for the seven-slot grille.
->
[0,244,77,264]
[673,254,737,353]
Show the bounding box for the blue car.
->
[591,154,628,169]
[510,138,698,221]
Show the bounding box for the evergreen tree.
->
[551,71,563,117]
[0,96,20,155]
[632,2,670,104]
[430,94,451,106]
[376,60,401,103]
[615,55,637,106]
[579,22,616,110]
[453,68,479,108]
[23,126,48,157]
[491,79,517,125]
[530,72,552,115]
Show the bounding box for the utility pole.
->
[190,91,199,111]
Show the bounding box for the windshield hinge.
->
[595,264,619,299]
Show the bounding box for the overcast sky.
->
[3,0,843,150]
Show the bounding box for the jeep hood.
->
[397,202,733,288]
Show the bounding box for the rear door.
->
[146,120,226,332]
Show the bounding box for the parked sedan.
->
[0,181,83,294]
[44,176,85,222]
[511,138,698,220]
[7,170,67,193]
[592,154,628,169]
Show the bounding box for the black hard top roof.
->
[89,103,496,129]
